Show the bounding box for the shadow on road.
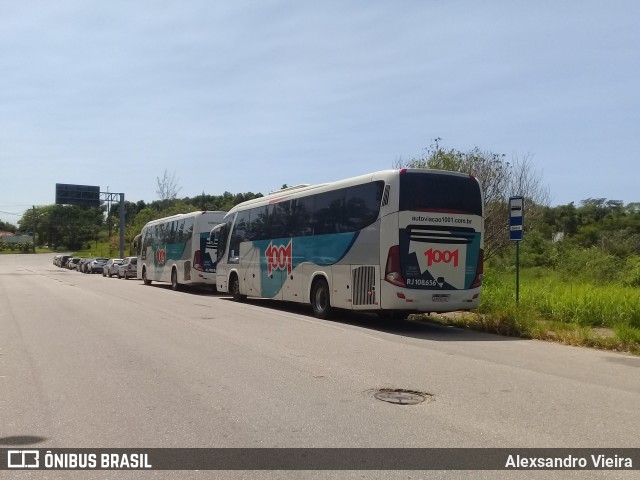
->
[0,435,48,446]
[220,297,519,343]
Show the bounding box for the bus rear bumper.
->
[379,282,481,313]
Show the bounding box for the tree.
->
[0,220,17,233]
[19,204,104,250]
[398,139,550,259]
[156,169,182,201]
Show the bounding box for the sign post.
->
[509,196,524,303]
[55,184,126,258]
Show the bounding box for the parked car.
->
[102,258,124,277]
[80,258,95,273]
[67,258,81,270]
[56,255,71,267]
[89,258,109,273]
[76,258,88,272]
[117,257,138,279]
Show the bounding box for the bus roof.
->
[141,210,227,229]
[223,168,475,216]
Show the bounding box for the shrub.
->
[622,256,640,287]
[555,247,624,284]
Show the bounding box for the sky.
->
[1,0,639,226]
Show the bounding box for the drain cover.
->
[374,388,430,405]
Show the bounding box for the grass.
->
[423,268,640,355]
[1,240,132,259]
[72,241,134,258]
[0,248,50,254]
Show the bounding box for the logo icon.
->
[8,450,39,469]
[424,248,459,268]
[155,248,167,266]
[265,240,292,275]
[408,241,467,290]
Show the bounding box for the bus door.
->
[256,203,293,301]
[255,237,290,300]
[212,222,231,292]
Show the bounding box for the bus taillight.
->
[384,245,406,287]
[193,251,204,271]
[471,248,484,288]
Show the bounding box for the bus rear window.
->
[399,172,482,216]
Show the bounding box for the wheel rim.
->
[315,285,328,312]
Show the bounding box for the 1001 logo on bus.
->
[265,240,292,275]
[155,248,167,266]
[424,248,459,267]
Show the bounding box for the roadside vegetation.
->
[0,240,34,253]
[424,200,640,355]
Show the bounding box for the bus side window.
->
[291,196,314,237]
[228,213,246,263]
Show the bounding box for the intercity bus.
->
[137,211,226,290]
[210,169,484,318]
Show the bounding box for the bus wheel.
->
[143,268,152,286]
[171,269,180,291]
[230,274,246,302]
[311,278,332,319]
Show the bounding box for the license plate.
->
[432,294,450,302]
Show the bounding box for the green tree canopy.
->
[398,139,549,259]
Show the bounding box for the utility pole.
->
[32,205,36,253]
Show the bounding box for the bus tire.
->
[171,268,180,291]
[311,278,332,319]
[230,273,245,302]
[143,267,152,286]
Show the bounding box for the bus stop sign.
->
[509,196,524,241]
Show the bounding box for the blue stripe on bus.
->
[254,232,359,299]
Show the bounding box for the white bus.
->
[210,169,484,318]
[137,211,226,290]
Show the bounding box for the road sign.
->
[55,184,101,207]
[509,196,524,241]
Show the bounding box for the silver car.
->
[102,258,124,277]
[89,258,109,274]
[117,257,138,279]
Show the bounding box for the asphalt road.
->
[1,253,639,479]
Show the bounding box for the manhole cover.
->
[373,388,431,405]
